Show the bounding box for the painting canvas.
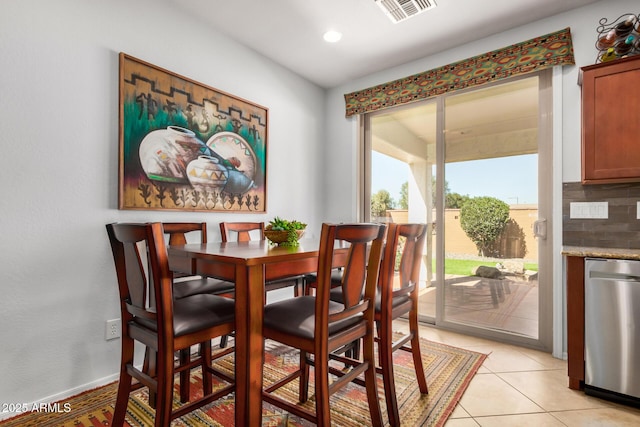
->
[118,53,267,212]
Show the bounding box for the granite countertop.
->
[562,246,640,260]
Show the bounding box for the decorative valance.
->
[344,27,574,117]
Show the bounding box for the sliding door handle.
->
[533,219,547,240]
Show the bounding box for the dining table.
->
[167,237,347,427]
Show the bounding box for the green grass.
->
[434,259,538,276]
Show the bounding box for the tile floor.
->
[397,320,640,426]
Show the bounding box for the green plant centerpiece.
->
[264,217,307,247]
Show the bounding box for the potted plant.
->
[264,217,307,246]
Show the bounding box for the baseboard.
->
[0,373,119,421]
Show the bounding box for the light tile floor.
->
[397,320,640,426]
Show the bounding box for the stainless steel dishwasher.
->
[585,258,640,407]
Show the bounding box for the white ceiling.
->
[166,0,599,88]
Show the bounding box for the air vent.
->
[375,0,437,23]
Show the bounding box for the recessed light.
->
[323,30,342,43]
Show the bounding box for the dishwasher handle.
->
[589,270,640,282]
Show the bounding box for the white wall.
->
[0,0,325,411]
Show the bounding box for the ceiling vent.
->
[375,0,437,23]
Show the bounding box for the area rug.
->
[0,338,486,427]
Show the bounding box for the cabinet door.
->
[581,56,640,184]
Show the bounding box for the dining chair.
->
[219,221,304,296]
[374,223,429,426]
[106,223,235,427]
[320,223,429,425]
[161,222,236,399]
[261,223,386,427]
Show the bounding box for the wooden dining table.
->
[167,237,347,427]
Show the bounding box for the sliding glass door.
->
[366,101,438,320]
[363,70,552,349]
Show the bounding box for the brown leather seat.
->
[262,223,386,427]
[106,223,235,427]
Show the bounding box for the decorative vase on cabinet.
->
[581,55,640,184]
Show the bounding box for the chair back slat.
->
[318,223,386,326]
[220,222,265,242]
[378,223,427,308]
[340,242,368,308]
[122,241,148,308]
[163,222,208,245]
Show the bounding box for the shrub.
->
[459,196,510,257]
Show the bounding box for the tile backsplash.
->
[563,182,640,249]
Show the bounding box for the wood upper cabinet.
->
[581,55,640,184]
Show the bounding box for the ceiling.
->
[371,75,540,163]
[166,0,599,88]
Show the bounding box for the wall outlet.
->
[105,318,121,340]
[569,202,608,219]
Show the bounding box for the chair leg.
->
[143,348,157,408]
[293,278,302,297]
[219,334,229,348]
[299,350,310,403]
[379,321,401,427]
[363,329,384,427]
[314,350,331,426]
[179,348,190,403]
[409,311,428,395]
[201,340,213,395]
[154,346,175,427]
[112,337,135,427]
[345,338,361,361]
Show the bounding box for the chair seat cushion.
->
[329,288,410,313]
[375,294,410,313]
[135,294,235,337]
[263,296,362,340]
[173,277,235,299]
[304,270,343,288]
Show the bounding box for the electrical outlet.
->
[105,318,121,340]
[569,202,608,219]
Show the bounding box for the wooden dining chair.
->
[322,223,429,425]
[375,222,429,426]
[106,223,235,427]
[219,221,304,296]
[261,223,386,427]
[161,222,235,399]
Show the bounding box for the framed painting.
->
[118,53,267,212]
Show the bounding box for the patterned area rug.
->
[1,338,485,427]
